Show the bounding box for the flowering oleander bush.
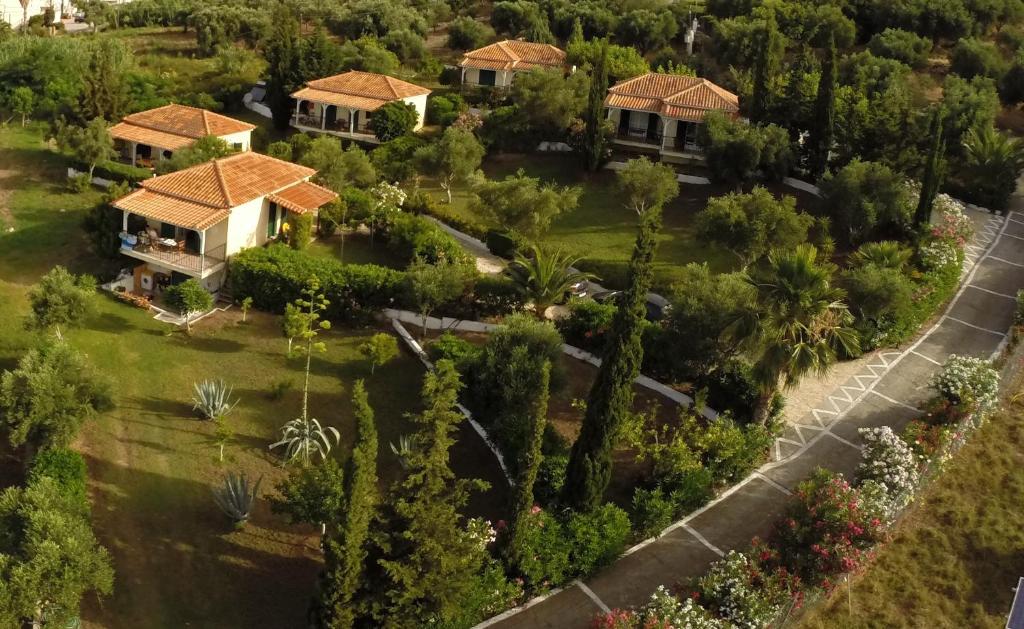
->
[930,354,1000,419]
[592,586,727,629]
[768,470,885,589]
[929,202,974,248]
[695,550,789,629]
[467,517,498,550]
[857,426,920,522]
[917,239,962,272]
[500,508,571,590]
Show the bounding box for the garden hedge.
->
[229,245,406,323]
[75,159,153,185]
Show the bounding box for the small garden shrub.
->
[386,212,473,266]
[230,244,406,323]
[533,453,568,506]
[565,503,631,576]
[630,487,675,538]
[504,509,572,590]
[28,447,88,506]
[695,550,790,629]
[1016,289,1024,325]
[427,92,467,127]
[557,299,616,354]
[930,354,1000,418]
[427,332,480,372]
[468,275,525,318]
[856,426,919,522]
[165,278,213,315]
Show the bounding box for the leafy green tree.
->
[26,266,95,331]
[915,107,947,228]
[506,246,595,319]
[359,333,399,375]
[504,361,550,573]
[300,26,343,80]
[867,28,932,68]
[372,136,427,183]
[59,117,115,179]
[316,380,379,628]
[511,68,589,139]
[337,37,401,75]
[413,126,485,203]
[373,100,419,142]
[165,278,213,332]
[963,125,1024,212]
[819,159,913,247]
[700,113,795,188]
[696,187,812,269]
[270,457,345,536]
[730,245,859,424]
[616,156,680,215]
[808,34,837,179]
[266,140,292,161]
[8,86,32,126]
[79,39,129,122]
[567,39,648,83]
[0,337,111,457]
[942,75,1000,155]
[263,4,304,129]
[749,11,783,123]
[447,15,495,50]
[578,39,609,172]
[491,0,554,42]
[155,136,235,174]
[404,258,471,338]
[0,477,113,628]
[472,169,581,239]
[367,360,493,626]
[615,9,677,54]
[951,37,1007,80]
[301,138,378,191]
[563,207,661,511]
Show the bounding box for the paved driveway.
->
[481,206,1022,628]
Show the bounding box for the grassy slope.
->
[421,153,818,288]
[798,376,1024,629]
[0,124,508,628]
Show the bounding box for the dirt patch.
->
[0,167,18,229]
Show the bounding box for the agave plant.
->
[212,472,262,526]
[269,416,341,466]
[390,434,414,470]
[192,379,239,421]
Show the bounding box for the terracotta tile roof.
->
[459,40,566,71]
[605,73,740,122]
[268,181,338,214]
[113,152,318,230]
[112,189,231,230]
[110,104,255,149]
[292,71,431,110]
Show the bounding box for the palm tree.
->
[730,244,860,425]
[505,246,596,319]
[849,240,913,270]
[963,126,1024,212]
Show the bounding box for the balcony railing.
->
[120,234,226,276]
[292,115,374,136]
[617,127,662,146]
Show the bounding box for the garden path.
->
[479,200,1024,628]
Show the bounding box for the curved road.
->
[479,202,1023,628]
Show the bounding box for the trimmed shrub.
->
[427,93,467,127]
[287,212,313,250]
[386,212,473,266]
[630,487,675,538]
[504,509,572,589]
[28,448,88,506]
[426,332,481,372]
[557,298,616,354]
[469,274,525,318]
[564,503,631,575]
[78,159,152,185]
[484,229,524,259]
[229,244,406,323]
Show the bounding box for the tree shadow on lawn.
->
[965,538,1024,616]
[81,453,322,629]
[173,334,247,354]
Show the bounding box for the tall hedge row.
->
[229,245,406,323]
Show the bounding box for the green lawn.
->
[0,125,508,628]
[421,153,818,289]
[308,231,407,268]
[797,372,1024,629]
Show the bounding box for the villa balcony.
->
[119,233,226,278]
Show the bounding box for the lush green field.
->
[0,124,507,628]
[798,372,1024,629]
[421,153,819,289]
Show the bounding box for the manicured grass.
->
[0,125,508,628]
[308,231,407,269]
[797,372,1024,629]
[421,153,818,289]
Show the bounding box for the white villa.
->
[112,152,336,294]
[109,104,255,168]
[604,73,740,160]
[290,70,431,143]
[459,40,567,88]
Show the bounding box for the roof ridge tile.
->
[211,159,234,207]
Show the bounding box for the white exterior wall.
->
[218,129,253,152]
[1,0,50,28]
[204,219,229,253]
[224,196,269,256]
[404,94,429,131]
[461,67,514,88]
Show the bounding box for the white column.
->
[199,230,206,272]
[460,67,466,85]
[661,117,668,150]
[295,99,302,123]
[131,142,137,167]
[349,109,355,134]
[321,104,326,130]
[122,211,128,232]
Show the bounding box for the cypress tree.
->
[750,12,780,124]
[368,361,491,625]
[504,361,551,572]
[315,380,378,629]
[809,33,837,180]
[915,107,947,228]
[583,40,610,172]
[568,17,584,51]
[264,4,304,130]
[563,208,662,512]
